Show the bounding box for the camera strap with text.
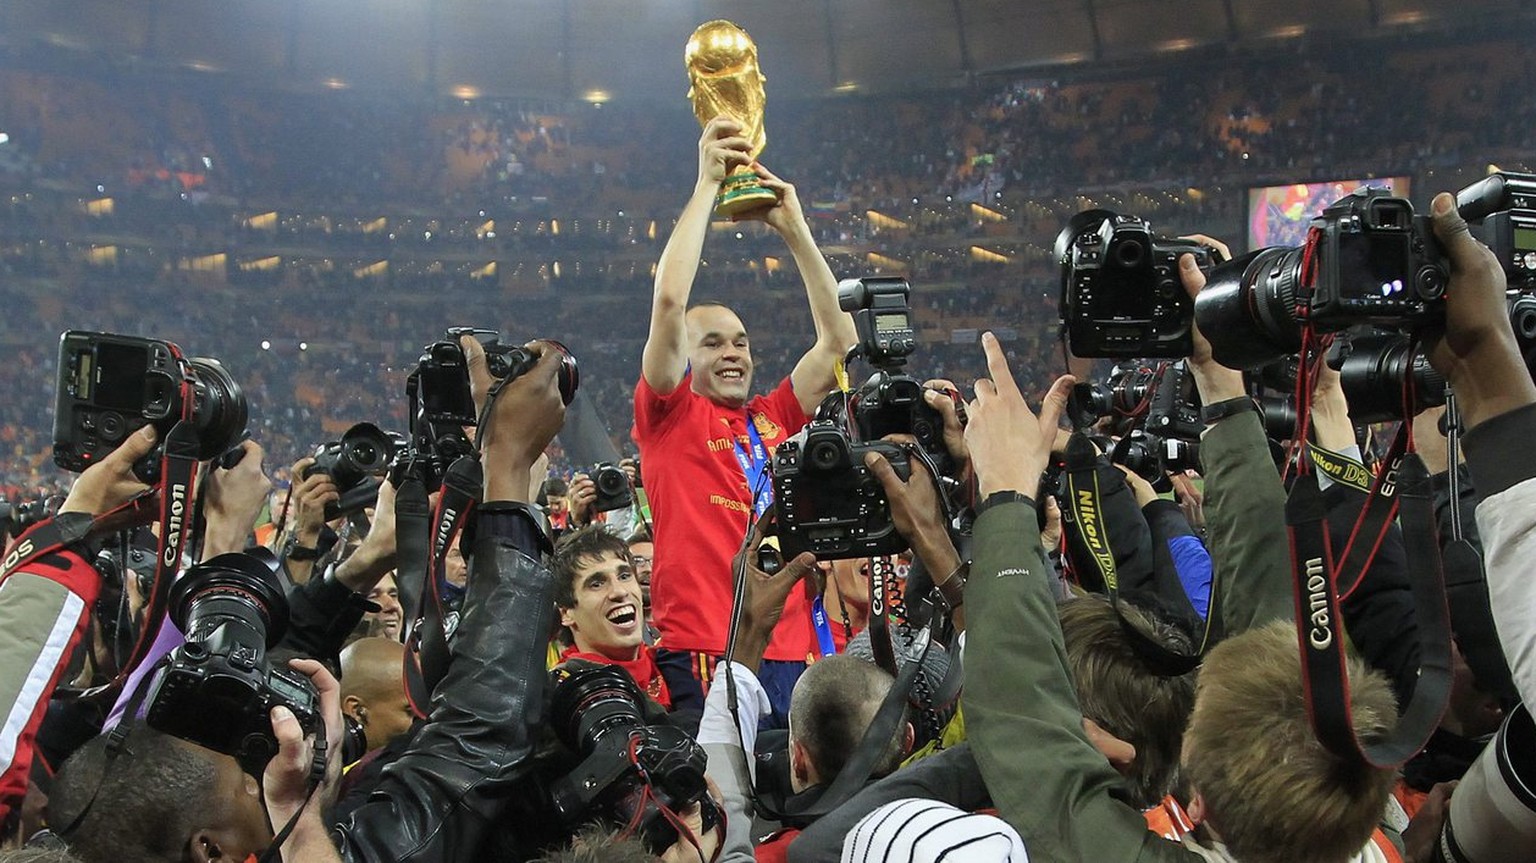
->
[403,457,480,720]
[1285,453,1453,766]
[1320,428,1410,603]
[1062,433,1208,674]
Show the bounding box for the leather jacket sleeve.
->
[331,524,555,862]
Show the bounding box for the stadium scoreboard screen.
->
[1247,176,1412,248]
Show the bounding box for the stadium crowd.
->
[0,24,1533,863]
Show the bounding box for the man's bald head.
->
[339,637,415,753]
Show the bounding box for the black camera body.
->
[1057,210,1215,358]
[591,463,633,513]
[1144,360,1203,441]
[773,423,911,561]
[1111,430,1201,482]
[405,328,580,490]
[53,331,248,482]
[1305,189,1449,329]
[306,423,404,520]
[1196,189,1448,370]
[144,550,320,775]
[544,665,718,853]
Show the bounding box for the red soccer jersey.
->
[633,373,814,661]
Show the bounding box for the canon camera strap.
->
[395,468,432,719]
[1285,452,1453,766]
[402,457,480,719]
[1062,433,1206,675]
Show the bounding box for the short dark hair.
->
[789,655,910,782]
[551,525,632,610]
[1058,594,1197,809]
[48,724,218,863]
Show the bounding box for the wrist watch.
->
[1200,395,1258,425]
[976,490,1035,516]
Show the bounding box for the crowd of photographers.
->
[0,95,1534,863]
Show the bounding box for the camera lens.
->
[549,665,647,754]
[170,548,289,650]
[596,465,627,496]
[1327,333,1447,424]
[187,358,250,461]
[339,423,395,475]
[1194,247,1306,370]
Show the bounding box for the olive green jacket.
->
[962,411,1292,863]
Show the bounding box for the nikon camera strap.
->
[1062,433,1207,675]
[1286,451,1452,766]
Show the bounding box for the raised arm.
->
[643,117,754,395]
[744,164,858,416]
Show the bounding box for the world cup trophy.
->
[685,20,778,218]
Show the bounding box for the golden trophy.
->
[685,20,778,218]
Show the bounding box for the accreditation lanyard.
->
[731,414,774,519]
[810,595,837,657]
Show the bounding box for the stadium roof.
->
[3,0,1529,103]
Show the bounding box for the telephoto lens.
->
[1193,248,1306,370]
[1326,332,1446,424]
[186,358,250,461]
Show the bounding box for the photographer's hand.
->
[59,425,157,516]
[1177,235,1246,404]
[924,378,971,479]
[263,658,343,836]
[865,447,966,620]
[566,474,597,527]
[332,478,397,594]
[1424,191,1536,429]
[964,333,1074,498]
[659,778,726,863]
[202,440,273,558]
[469,340,568,502]
[730,517,816,673]
[1309,363,1358,454]
[286,457,339,549]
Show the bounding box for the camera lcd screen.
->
[1334,232,1411,299]
[875,313,909,333]
[92,343,151,411]
[1515,226,1536,254]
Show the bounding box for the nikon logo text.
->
[1306,557,1332,649]
[163,483,187,568]
[1076,490,1101,544]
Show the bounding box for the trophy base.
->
[715,171,778,218]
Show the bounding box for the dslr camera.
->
[1057,210,1217,358]
[772,422,911,561]
[590,463,633,513]
[404,328,579,490]
[1196,188,1448,369]
[542,665,719,853]
[306,423,404,520]
[143,549,320,775]
[53,331,248,483]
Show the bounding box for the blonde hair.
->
[1184,621,1397,863]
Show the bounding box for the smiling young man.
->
[634,117,858,722]
[552,526,671,709]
